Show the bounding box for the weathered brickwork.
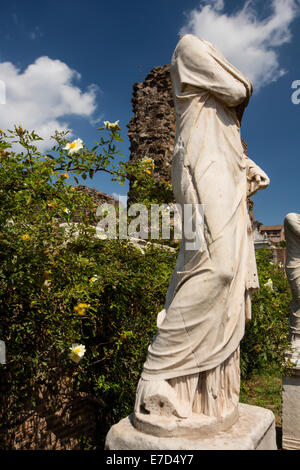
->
[127,65,176,201]
[0,376,99,450]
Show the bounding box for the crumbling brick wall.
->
[127,65,175,201]
[272,247,286,268]
[0,374,100,450]
[2,397,96,450]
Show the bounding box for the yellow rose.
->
[63,138,83,156]
[74,303,90,315]
[104,120,120,130]
[21,234,30,241]
[69,344,86,363]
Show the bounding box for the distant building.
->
[259,225,285,245]
[252,221,286,268]
[253,221,271,249]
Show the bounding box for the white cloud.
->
[179,0,300,89]
[0,56,98,149]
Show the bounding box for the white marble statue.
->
[284,213,300,355]
[282,213,300,450]
[133,34,270,436]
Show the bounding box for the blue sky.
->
[0,0,299,225]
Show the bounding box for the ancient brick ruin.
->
[127,65,175,201]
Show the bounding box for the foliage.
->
[0,126,292,449]
[0,126,176,448]
[126,157,174,207]
[240,249,292,379]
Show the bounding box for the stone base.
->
[282,368,300,450]
[105,403,277,450]
[133,405,239,439]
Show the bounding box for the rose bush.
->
[0,125,176,448]
[0,125,292,449]
[240,248,292,378]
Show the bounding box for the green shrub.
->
[0,125,176,448]
[240,249,291,378]
[0,126,292,448]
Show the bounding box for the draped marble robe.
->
[134,34,267,420]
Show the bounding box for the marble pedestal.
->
[282,365,300,450]
[105,403,277,450]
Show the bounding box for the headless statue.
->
[133,35,270,437]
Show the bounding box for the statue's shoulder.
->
[285,213,300,236]
[176,34,207,54]
[178,35,217,51]
[178,33,202,43]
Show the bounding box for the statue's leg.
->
[134,348,240,420]
[167,348,240,418]
[134,376,195,418]
[194,347,240,416]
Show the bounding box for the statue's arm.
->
[175,34,252,107]
[245,155,270,196]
